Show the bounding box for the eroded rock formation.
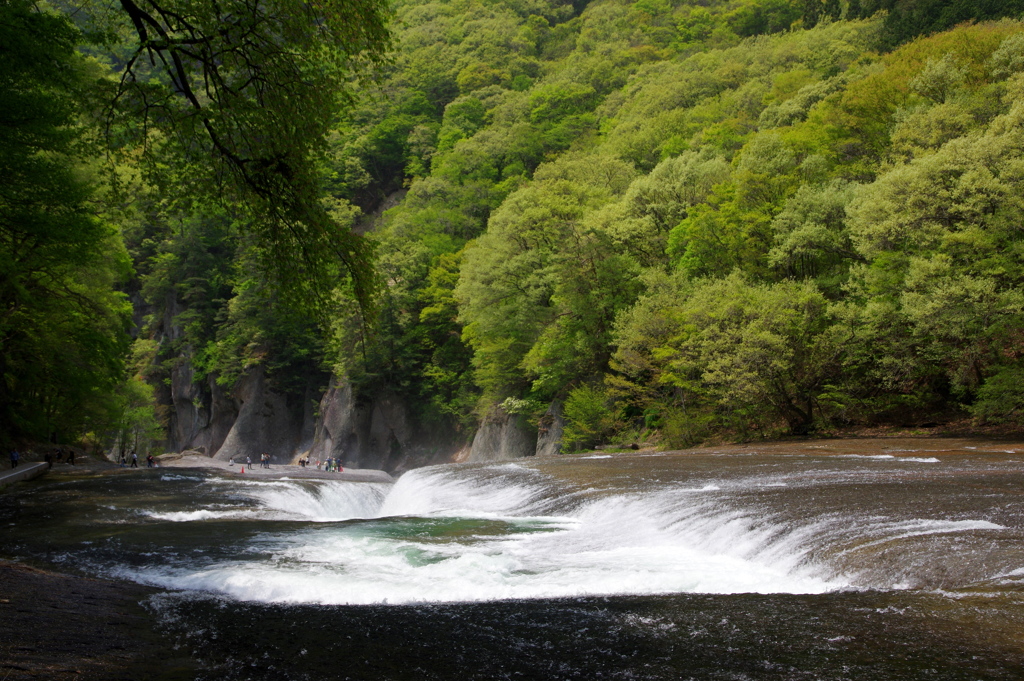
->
[308,379,461,472]
[161,362,563,472]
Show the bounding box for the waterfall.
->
[104,446,1024,604]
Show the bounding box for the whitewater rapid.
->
[113,452,1015,605]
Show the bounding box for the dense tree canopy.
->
[100,0,393,316]
[346,4,1024,447]
[0,0,131,442]
[1,0,390,445]
[7,0,1024,452]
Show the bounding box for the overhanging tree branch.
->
[102,0,392,321]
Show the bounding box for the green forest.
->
[4,0,1024,454]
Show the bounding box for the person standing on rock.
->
[9,449,18,469]
[246,455,252,470]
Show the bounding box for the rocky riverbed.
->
[0,560,195,680]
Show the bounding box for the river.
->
[2,438,1023,679]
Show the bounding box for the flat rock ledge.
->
[158,454,394,483]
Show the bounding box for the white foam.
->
[840,454,939,463]
[143,479,390,523]
[376,465,556,518]
[858,518,1003,546]
[147,509,250,522]
[251,480,389,521]
[675,484,721,492]
[129,475,843,604]
[124,462,1008,606]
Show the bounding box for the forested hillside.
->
[4,0,1024,457]
[316,0,1024,451]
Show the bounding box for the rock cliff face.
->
[459,401,567,462]
[307,378,461,472]
[165,364,314,463]
[149,282,508,471]
[535,401,564,458]
[211,368,316,463]
[161,361,565,471]
[464,408,536,463]
[165,360,233,457]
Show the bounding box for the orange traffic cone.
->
[241,466,245,473]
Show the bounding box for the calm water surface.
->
[2,438,1023,679]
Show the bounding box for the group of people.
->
[255,455,344,472]
[118,450,156,468]
[317,457,344,473]
[9,447,78,470]
[231,453,272,469]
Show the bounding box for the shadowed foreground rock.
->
[0,561,194,681]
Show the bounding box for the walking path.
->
[0,462,49,489]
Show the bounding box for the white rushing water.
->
[125,460,1010,605]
